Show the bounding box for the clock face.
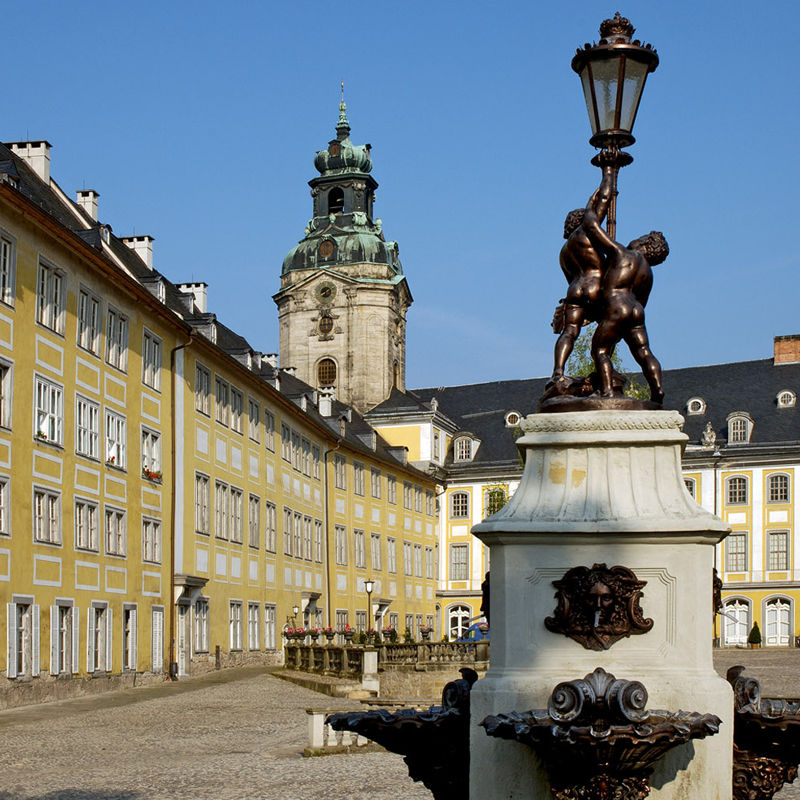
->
[316,282,336,303]
[319,240,335,259]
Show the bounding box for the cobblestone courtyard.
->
[2,652,800,799]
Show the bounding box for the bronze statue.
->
[543,153,668,407]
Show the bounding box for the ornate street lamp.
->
[572,12,658,237]
[365,579,375,632]
[292,604,300,626]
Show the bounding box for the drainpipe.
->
[322,439,342,627]
[169,334,194,679]
[712,446,722,645]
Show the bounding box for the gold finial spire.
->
[337,81,350,137]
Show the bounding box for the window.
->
[765,597,792,646]
[371,532,382,571]
[0,360,10,429]
[723,599,750,646]
[283,507,293,555]
[215,377,229,425]
[726,476,748,506]
[335,525,347,565]
[686,397,706,415]
[505,411,521,427]
[105,307,128,371]
[387,537,397,573]
[300,438,311,476]
[370,468,381,499]
[281,423,292,462]
[484,487,507,516]
[0,230,16,306]
[75,498,99,551]
[314,519,323,562]
[88,604,110,672]
[51,603,75,675]
[142,518,161,563]
[334,454,347,490]
[36,260,64,333]
[265,502,277,552]
[403,482,413,510]
[327,187,344,215]
[291,431,302,471]
[317,358,337,387]
[387,476,397,504]
[354,529,366,568]
[0,477,9,536]
[76,395,100,458]
[425,546,434,579]
[230,387,243,433]
[105,410,126,467]
[140,428,162,482]
[35,376,63,444]
[230,487,243,543]
[194,598,209,653]
[140,330,162,390]
[455,438,473,461]
[768,531,789,571]
[7,601,38,678]
[248,495,260,548]
[248,398,260,441]
[312,444,321,479]
[728,413,753,444]
[403,541,413,576]
[413,486,422,512]
[768,474,790,504]
[151,607,164,673]
[433,430,441,461]
[215,482,229,540]
[413,543,423,577]
[33,488,61,544]
[355,610,367,631]
[681,477,696,498]
[725,532,747,572]
[105,507,126,556]
[294,511,303,555]
[122,606,137,671]
[777,390,797,409]
[248,603,260,650]
[450,543,469,580]
[229,601,243,650]
[195,363,210,414]
[448,604,471,640]
[450,491,469,519]
[195,473,210,534]
[264,411,275,451]
[354,462,365,496]
[264,604,276,650]
[303,516,312,560]
[77,289,100,353]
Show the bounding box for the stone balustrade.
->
[305,708,373,755]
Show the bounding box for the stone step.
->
[276,668,377,699]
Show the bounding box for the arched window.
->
[317,358,337,387]
[450,491,469,519]
[484,487,507,516]
[722,599,750,646]
[767,473,790,504]
[683,477,696,498]
[765,598,792,646]
[454,437,473,462]
[726,476,748,505]
[448,604,472,640]
[327,187,344,215]
[727,413,753,444]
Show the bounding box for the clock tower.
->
[274,101,412,412]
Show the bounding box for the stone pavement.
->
[2,654,800,799]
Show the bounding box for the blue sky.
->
[6,1,799,389]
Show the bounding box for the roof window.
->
[777,390,796,409]
[686,397,706,415]
[727,412,753,444]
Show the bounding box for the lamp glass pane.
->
[579,68,598,135]
[619,59,649,133]
[590,57,622,132]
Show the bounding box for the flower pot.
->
[324,632,335,644]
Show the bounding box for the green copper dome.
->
[313,101,373,175]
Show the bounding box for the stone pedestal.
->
[469,410,733,799]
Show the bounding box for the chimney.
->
[281,366,297,376]
[76,189,99,221]
[122,235,154,270]
[318,388,334,417]
[176,281,208,313]
[7,141,52,183]
[262,354,279,369]
[774,335,800,365]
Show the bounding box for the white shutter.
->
[50,605,59,675]
[152,608,163,673]
[130,608,138,671]
[106,608,113,672]
[31,604,40,676]
[87,607,95,672]
[6,603,17,678]
[71,607,80,674]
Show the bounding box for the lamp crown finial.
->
[600,12,635,42]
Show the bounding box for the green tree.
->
[565,323,649,400]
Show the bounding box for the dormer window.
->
[777,390,797,408]
[686,397,706,415]
[455,437,473,462]
[505,411,521,427]
[727,412,753,444]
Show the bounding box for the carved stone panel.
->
[545,563,654,650]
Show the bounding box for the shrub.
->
[748,622,762,645]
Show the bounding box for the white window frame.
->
[230,387,243,433]
[248,398,260,442]
[768,530,789,571]
[335,524,347,565]
[450,543,469,581]
[87,603,111,673]
[0,229,17,307]
[425,546,434,579]
[403,541,413,576]
[264,411,275,451]
[725,531,747,572]
[77,287,101,354]
[353,462,365,496]
[303,515,312,560]
[354,529,366,568]
[105,409,127,468]
[230,487,243,543]
[334,454,346,490]
[142,329,162,390]
[0,476,9,536]
[195,473,210,534]
[0,359,11,429]
[248,494,260,548]
[264,604,276,650]
[194,598,209,653]
[387,536,397,573]
[283,506,293,555]
[387,476,397,504]
[33,487,61,544]
[195,363,210,415]
[265,501,277,552]
[122,605,137,671]
[36,259,65,333]
[455,438,473,462]
[247,602,260,651]
[141,427,161,479]
[8,599,40,678]
[50,601,76,676]
[215,377,229,426]
[450,491,470,519]
[767,473,790,504]
[76,394,99,459]
[726,476,749,506]
[314,519,323,562]
[75,497,99,551]
[142,517,161,564]
[105,306,129,371]
[229,600,243,650]
[105,506,126,556]
[371,532,382,571]
[34,375,63,445]
[215,481,229,540]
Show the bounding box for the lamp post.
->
[571,12,659,238]
[364,579,374,633]
[292,604,299,626]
